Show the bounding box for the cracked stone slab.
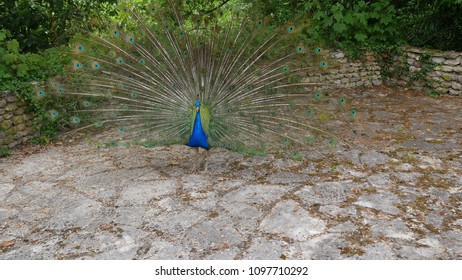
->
[297,181,366,205]
[354,192,401,215]
[1,87,461,260]
[260,200,326,241]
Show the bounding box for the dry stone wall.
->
[388,47,462,96]
[1,47,460,151]
[0,91,36,149]
[304,50,382,91]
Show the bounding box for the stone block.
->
[0,99,6,108]
[16,123,26,131]
[3,113,13,120]
[435,65,455,72]
[5,96,18,102]
[14,107,26,115]
[444,59,460,66]
[1,120,12,129]
[451,83,461,90]
[4,104,17,112]
[12,116,23,125]
[7,141,19,148]
[448,89,460,96]
[431,57,445,64]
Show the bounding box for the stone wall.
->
[0,91,36,149]
[388,47,462,96]
[304,50,382,91]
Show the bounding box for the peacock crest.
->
[40,1,361,158]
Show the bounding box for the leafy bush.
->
[0,29,72,144]
[393,0,462,51]
[297,0,399,58]
[0,0,118,53]
[0,146,11,157]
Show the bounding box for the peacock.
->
[40,1,360,160]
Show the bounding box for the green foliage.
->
[408,53,437,87]
[302,0,400,58]
[0,146,12,158]
[0,0,118,53]
[393,0,462,51]
[0,29,72,144]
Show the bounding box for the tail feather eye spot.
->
[288,26,294,33]
[92,61,100,69]
[350,109,357,118]
[72,117,80,124]
[315,47,322,54]
[50,111,58,119]
[327,139,336,148]
[114,31,119,36]
[139,59,145,65]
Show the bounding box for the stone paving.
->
[0,86,461,259]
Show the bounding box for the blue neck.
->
[187,109,209,149]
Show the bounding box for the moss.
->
[416,174,450,190]
[424,223,440,234]
[340,246,365,256]
[425,138,445,144]
[0,146,11,157]
[412,195,429,212]
[208,212,219,218]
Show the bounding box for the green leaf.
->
[333,23,347,33]
[380,16,393,25]
[323,17,333,27]
[6,39,20,53]
[354,33,368,42]
[0,30,7,42]
[17,63,29,77]
[344,13,354,25]
[3,53,16,64]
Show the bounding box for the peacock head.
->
[195,100,201,112]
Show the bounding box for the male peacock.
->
[41,1,360,159]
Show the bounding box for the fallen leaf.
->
[2,240,16,247]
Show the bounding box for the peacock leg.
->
[189,147,199,173]
[202,149,210,173]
